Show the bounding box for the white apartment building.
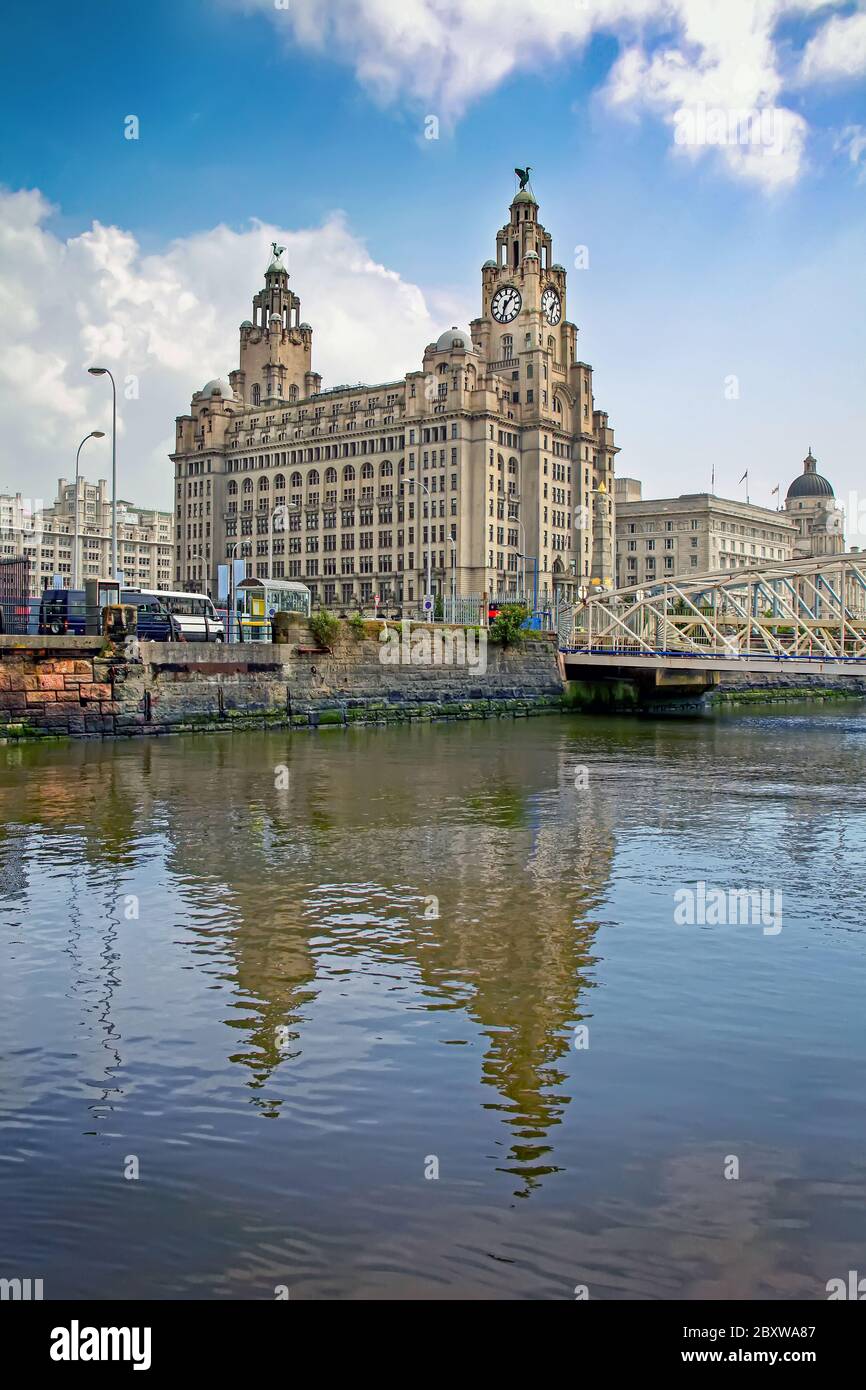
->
[0,478,174,595]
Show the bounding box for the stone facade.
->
[0,479,174,595]
[0,629,565,740]
[614,481,799,588]
[172,179,619,613]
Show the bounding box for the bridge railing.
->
[563,554,866,662]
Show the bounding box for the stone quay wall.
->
[0,625,566,740]
[714,670,866,702]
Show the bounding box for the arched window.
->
[361,462,374,479]
[259,475,269,490]
[508,457,518,475]
[380,460,393,477]
[242,477,253,494]
[227,480,238,495]
[251,384,261,406]
[548,336,555,353]
[325,466,337,483]
[290,471,302,487]
[308,469,320,486]
[289,385,298,402]
[274,473,285,490]
[343,465,356,481]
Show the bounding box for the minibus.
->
[123,589,225,642]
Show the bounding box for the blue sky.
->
[0,0,864,517]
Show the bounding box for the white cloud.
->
[229,0,860,190]
[834,123,866,180]
[0,189,442,509]
[801,10,866,83]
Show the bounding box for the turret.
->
[236,244,314,405]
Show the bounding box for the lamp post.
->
[86,367,117,581]
[72,431,105,589]
[517,551,539,615]
[516,517,527,602]
[447,534,457,612]
[418,480,433,621]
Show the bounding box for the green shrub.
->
[348,612,366,637]
[489,604,529,646]
[309,609,340,649]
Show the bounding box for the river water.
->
[1,706,865,1300]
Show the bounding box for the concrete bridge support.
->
[563,664,718,715]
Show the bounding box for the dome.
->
[299,322,312,331]
[239,320,253,329]
[512,189,537,204]
[786,449,834,501]
[525,250,539,260]
[551,263,566,273]
[436,326,472,352]
[200,377,235,399]
[482,259,497,269]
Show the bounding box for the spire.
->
[804,447,816,472]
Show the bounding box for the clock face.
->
[542,286,562,326]
[491,285,522,324]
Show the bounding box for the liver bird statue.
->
[514,166,532,191]
[271,241,286,259]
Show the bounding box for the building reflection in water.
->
[18,712,854,1189]
[0,728,619,1187]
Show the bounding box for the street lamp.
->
[417,479,433,621]
[517,551,539,613]
[516,516,527,601]
[86,367,117,581]
[72,431,105,588]
[447,534,457,610]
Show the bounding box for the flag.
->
[771,484,779,496]
[739,470,748,484]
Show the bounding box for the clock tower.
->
[468,177,618,600]
[473,184,573,374]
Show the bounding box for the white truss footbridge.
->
[561,554,866,678]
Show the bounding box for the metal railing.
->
[563,554,866,663]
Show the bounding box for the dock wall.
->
[0,624,565,740]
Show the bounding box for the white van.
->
[125,590,225,642]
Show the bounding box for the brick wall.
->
[0,640,118,738]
